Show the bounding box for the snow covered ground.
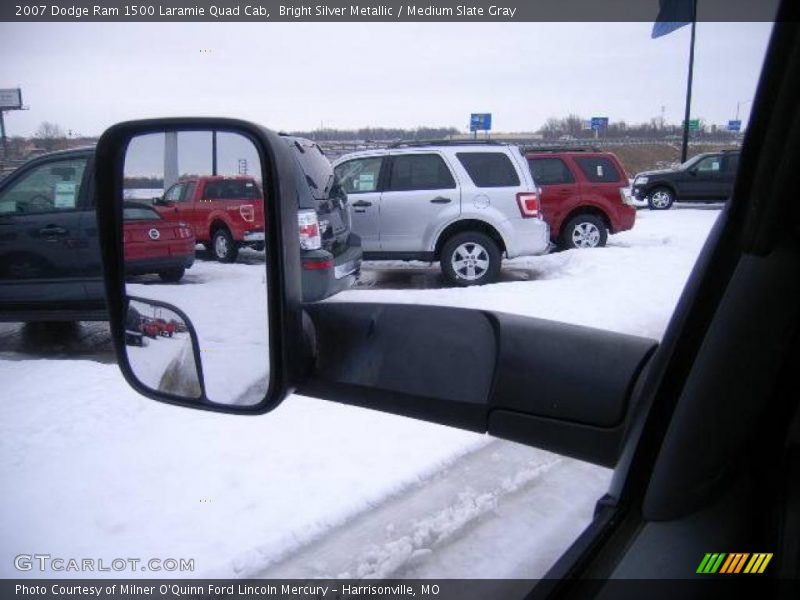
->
[0,207,720,579]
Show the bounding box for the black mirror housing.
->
[94,117,307,414]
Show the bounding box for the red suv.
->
[525,149,636,249]
[155,175,265,263]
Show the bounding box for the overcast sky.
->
[0,21,773,137]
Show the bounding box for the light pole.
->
[735,99,752,122]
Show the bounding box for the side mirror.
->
[152,196,167,206]
[95,118,306,413]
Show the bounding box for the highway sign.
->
[470,113,492,132]
[591,117,609,131]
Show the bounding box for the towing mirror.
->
[95,119,306,414]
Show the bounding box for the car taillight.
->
[303,258,334,270]
[297,210,322,250]
[239,204,255,222]
[516,192,540,218]
[174,224,191,239]
[298,210,321,250]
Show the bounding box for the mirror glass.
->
[121,130,269,406]
[125,298,202,399]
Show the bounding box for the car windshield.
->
[678,155,705,170]
[1,11,777,587]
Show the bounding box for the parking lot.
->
[1,204,721,578]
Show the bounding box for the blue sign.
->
[470,113,492,132]
[591,117,609,131]
[727,120,742,132]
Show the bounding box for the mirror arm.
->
[298,302,657,468]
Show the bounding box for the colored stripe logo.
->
[697,553,773,574]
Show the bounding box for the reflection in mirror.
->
[125,298,202,399]
[122,130,269,406]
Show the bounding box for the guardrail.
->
[317,137,742,158]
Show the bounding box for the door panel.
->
[528,157,580,237]
[333,157,383,252]
[683,155,723,199]
[0,157,91,306]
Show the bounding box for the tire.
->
[211,228,238,263]
[251,242,265,252]
[158,267,185,282]
[559,214,608,249]
[440,232,501,286]
[647,186,675,210]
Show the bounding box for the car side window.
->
[456,152,520,187]
[0,158,88,216]
[573,156,623,183]
[179,182,196,202]
[164,183,184,202]
[387,154,456,192]
[527,157,575,185]
[334,157,383,194]
[695,156,722,172]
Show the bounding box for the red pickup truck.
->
[154,175,265,262]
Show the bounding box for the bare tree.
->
[34,122,67,152]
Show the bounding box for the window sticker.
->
[54,182,78,208]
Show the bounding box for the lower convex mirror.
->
[119,128,270,406]
[125,298,203,399]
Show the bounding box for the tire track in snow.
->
[251,440,609,579]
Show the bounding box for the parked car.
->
[0,139,361,324]
[124,304,144,346]
[631,150,740,210]
[281,135,363,302]
[154,175,266,262]
[525,148,636,249]
[123,201,195,282]
[0,147,105,323]
[332,141,549,286]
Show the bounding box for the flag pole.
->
[680,0,698,163]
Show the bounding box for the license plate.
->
[334,260,357,279]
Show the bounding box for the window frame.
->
[573,155,624,184]
[333,156,385,195]
[456,151,521,188]
[527,156,576,186]
[385,152,457,193]
[0,155,91,217]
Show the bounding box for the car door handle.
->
[430,196,451,204]
[351,200,372,208]
[38,226,68,237]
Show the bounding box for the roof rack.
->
[387,139,505,148]
[521,146,601,153]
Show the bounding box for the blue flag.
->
[652,0,695,38]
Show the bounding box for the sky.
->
[0,21,774,137]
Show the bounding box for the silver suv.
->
[332,141,549,286]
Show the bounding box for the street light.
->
[735,99,753,122]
